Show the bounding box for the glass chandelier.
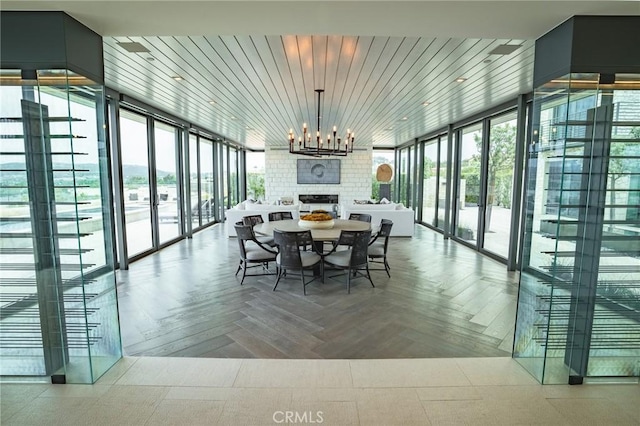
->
[288,89,354,156]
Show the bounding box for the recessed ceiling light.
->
[208,100,216,105]
[172,75,184,81]
[455,77,467,83]
[385,127,394,131]
[483,59,492,64]
[146,57,155,62]
[422,101,430,106]
[230,116,237,120]
[400,117,408,121]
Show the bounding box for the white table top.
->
[254,219,372,241]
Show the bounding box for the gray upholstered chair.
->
[323,230,374,293]
[273,230,323,295]
[234,222,277,285]
[348,213,372,223]
[368,219,393,277]
[268,211,294,221]
[242,214,275,246]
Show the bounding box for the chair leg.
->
[240,263,247,285]
[366,264,375,288]
[384,258,390,277]
[301,269,307,295]
[347,267,351,294]
[273,267,283,291]
[235,260,242,276]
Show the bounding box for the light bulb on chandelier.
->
[288,89,354,156]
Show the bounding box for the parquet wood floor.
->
[117,223,518,358]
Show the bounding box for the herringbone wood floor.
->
[117,223,518,358]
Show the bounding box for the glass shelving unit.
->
[514,72,640,384]
[0,69,121,383]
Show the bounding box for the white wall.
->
[264,148,372,206]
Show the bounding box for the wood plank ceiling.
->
[103,35,535,150]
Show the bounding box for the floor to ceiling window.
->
[189,134,200,227]
[199,137,215,225]
[421,139,439,227]
[455,122,483,243]
[120,109,153,257]
[229,147,239,207]
[221,144,228,212]
[482,111,518,257]
[372,149,395,201]
[398,148,409,205]
[246,151,265,201]
[118,108,206,259]
[437,134,449,230]
[154,120,181,244]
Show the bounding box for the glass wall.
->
[0,69,121,383]
[398,148,409,205]
[372,149,395,201]
[437,134,449,230]
[246,151,265,200]
[154,120,181,244]
[189,134,200,226]
[408,146,415,209]
[120,110,153,256]
[455,123,483,243]
[421,140,438,226]
[514,72,640,383]
[221,144,229,211]
[483,111,518,257]
[199,137,215,225]
[229,147,239,207]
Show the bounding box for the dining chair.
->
[348,213,372,223]
[368,219,393,277]
[273,230,323,295]
[323,230,374,293]
[234,222,278,285]
[242,214,275,246]
[268,211,294,221]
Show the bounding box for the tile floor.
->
[2,357,639,425]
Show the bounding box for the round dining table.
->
[254,219,372,241]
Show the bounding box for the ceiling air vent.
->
[117,42,151,53]
[488,44,521,55]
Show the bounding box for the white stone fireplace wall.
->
[264,148,373,207]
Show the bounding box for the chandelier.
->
[288,89,354,157]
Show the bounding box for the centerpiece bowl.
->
[298,211,335,229]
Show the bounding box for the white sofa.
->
[340,202,414,236]
[225,201,300,237]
